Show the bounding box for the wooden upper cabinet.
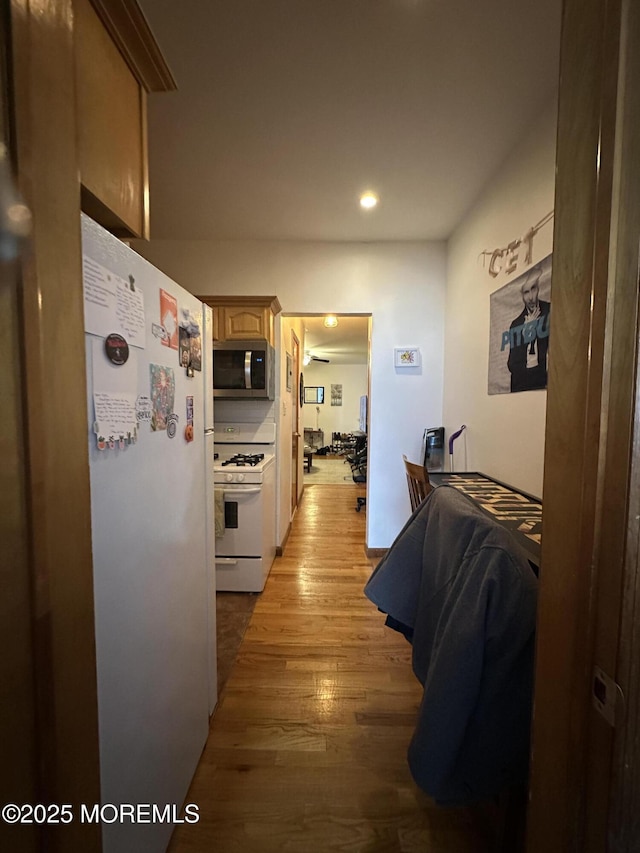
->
[201,296,282,345]
[74,0,176,239]
[220,306,272,341]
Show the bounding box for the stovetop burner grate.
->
[221,453,265,467]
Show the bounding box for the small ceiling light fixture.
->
[359,191,378,210]
[323,314,339,328]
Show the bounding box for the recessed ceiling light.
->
[359,192,378,210]
[323,315,338,328]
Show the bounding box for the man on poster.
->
[506,267,550,392]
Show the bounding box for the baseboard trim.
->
[365,547,388,559]
[276,522,292,556]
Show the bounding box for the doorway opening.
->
[281,312,371,521]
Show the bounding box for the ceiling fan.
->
[304,351,330,364]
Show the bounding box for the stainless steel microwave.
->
[212,340,276,399]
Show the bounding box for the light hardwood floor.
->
[169,485,495,852]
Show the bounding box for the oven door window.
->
[216,486,264,556]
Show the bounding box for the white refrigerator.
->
[81,214,216,853]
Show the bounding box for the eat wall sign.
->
[481,210,554,278]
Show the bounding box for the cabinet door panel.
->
[222,307,269,340]
[199,297,280,344]
[75,0,147,238]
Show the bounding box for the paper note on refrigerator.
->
[83,255,146,348]
[93,392,137,439]
[91,336,138,448]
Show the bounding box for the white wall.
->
[133,240,447,548]
[302,362,368,439]
[443,100,558,498]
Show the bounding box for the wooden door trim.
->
[527,0,623,848]
[10,0,102,848]
[606,0,640,846]
[0,9,40,849]
[291,330,301,511]
[527,0,640,849]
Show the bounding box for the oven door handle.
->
[220,487,262,495]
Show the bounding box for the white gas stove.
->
[213,451,275,484]
[213,422,276,592]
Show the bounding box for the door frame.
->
[291,330,301,514]
[527,0,640,849]
[8,1,102,849]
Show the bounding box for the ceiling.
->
[139,0,562,244]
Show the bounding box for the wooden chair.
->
[403,454,433,512]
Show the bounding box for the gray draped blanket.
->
[364,485,537,805]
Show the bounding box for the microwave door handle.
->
[244,350,252,389]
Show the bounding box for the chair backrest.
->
[403,454,433,512]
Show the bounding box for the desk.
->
[428,472,542,569]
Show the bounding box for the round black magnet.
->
[104,333,129,365]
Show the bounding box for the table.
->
[304,450,313,473]
[428,472,542,568]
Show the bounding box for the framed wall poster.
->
[331,384,342,406]
[488,253,552,395]
[304,386,324,404]
[394,347,421,367]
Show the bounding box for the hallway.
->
[169,485,493,852]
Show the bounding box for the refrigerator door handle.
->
[203,303,214,430]
[215,558,238,565]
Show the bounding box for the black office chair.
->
[346,433,366,462]
[349,438,367,511]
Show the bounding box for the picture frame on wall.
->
[394,347,421,368]
[304,386,324,404]
[286,352,293,391]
